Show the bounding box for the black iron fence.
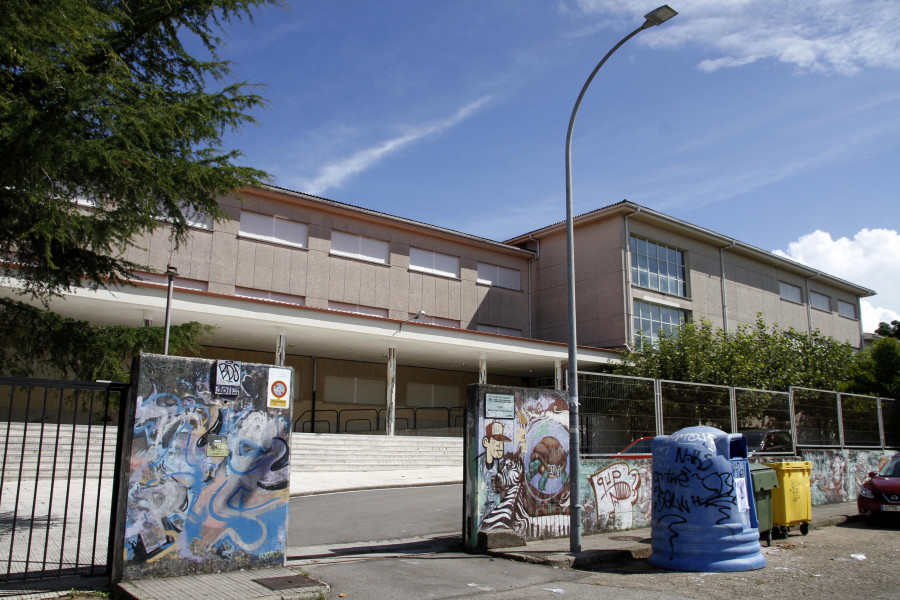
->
[0,377,128,582]
[293,406,465,434]
[578,372,899,457]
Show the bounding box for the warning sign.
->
[267,367,292,409]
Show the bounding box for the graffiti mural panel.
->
[581,458,652,534]
[465,385,570,547]
[119,355,292,579]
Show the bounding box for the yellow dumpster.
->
[762,461,812,538]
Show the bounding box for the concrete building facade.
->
[2,188,874,433]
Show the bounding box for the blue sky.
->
[212,0,900,332]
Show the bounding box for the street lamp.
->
[163,265,177,355]
[564,5,677,553]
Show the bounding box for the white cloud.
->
[297,96,493,195]
[567,0,900,75]
[773,229,900,332]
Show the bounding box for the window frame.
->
[239,210,308,249]
[330,230,390,265]
[409,247,460,279]
[632,299,689,347]
[629,235,687,297]
[809,291,831,312]
[476,262,521,291]
[837,299,858,320]
[778,281,803,304]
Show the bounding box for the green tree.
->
[1,0,278,301]
[875,320,900,339]
[846,337,900,399]
[617,315,854,392]
[0,298,213,382]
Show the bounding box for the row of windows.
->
[630,235,686,297]
[779,282,857,319]
[239,211,520,290]
[323,375,459,408]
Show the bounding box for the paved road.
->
[288,483,462,549]
[289,487,900,599]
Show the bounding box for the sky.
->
[209,0,900,333]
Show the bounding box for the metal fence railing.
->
[578,372,898,458]
[0,377,129,583]
[293,406,465,434]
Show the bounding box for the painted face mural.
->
[122,357,291,578]
[474,390,571,541]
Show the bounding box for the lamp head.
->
[643,5,677,27]
[413,310,426,320]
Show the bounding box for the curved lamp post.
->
[565,5,677,553]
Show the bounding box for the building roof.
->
[504,200,876,298]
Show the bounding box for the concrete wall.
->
[573,448,894,537]
[115,354,292,580]
[464,384,571,550]
[128,187,531,335]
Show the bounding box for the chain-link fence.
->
[578,372,898,458]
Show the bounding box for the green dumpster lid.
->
[749,463,778,491]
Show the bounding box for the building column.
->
[478,353,488,385]
[555,360,564,391]
[386,346,397,436]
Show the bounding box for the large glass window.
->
[633,299,688,346]
[630,235,686,297]
[323,375,384,405]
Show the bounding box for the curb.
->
[486,510,860,570]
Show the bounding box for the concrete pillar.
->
[386,346,397,436]
[478,354,488,385]
[555,360,564,391]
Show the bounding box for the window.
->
[409,247,459,278]
[181,202,213,229]
[779,281,803,304]
[476,262,521,290]
[330,231,389,265]
[810,291,831,312]
[837,300,857,319]
[329,301,389,318]
[630,235,686,297]
[633,299,688,346]
[476,324,523,337]
[239,211,308,248]
[323,375,384,405]
[406,382,459,408]
[235,287,305,306]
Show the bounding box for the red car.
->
[858,454,900,521]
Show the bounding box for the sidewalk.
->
[288,466,463,496]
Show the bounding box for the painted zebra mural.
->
[466,385,571,547]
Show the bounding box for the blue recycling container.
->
[648,426,765,572]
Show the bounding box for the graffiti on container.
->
[588,462,641,531]
[124,359,290,576]
[477,392,570,539]
[652,441,736,524]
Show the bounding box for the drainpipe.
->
[856,297,865,351]
[623,208,641,349]
[526,235,541,339]
[804,272,820,336]
[720,243,735,332]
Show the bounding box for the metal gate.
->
[0,377,129,583]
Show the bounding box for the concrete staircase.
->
[290,432,463,472]
[0,423,464,480]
